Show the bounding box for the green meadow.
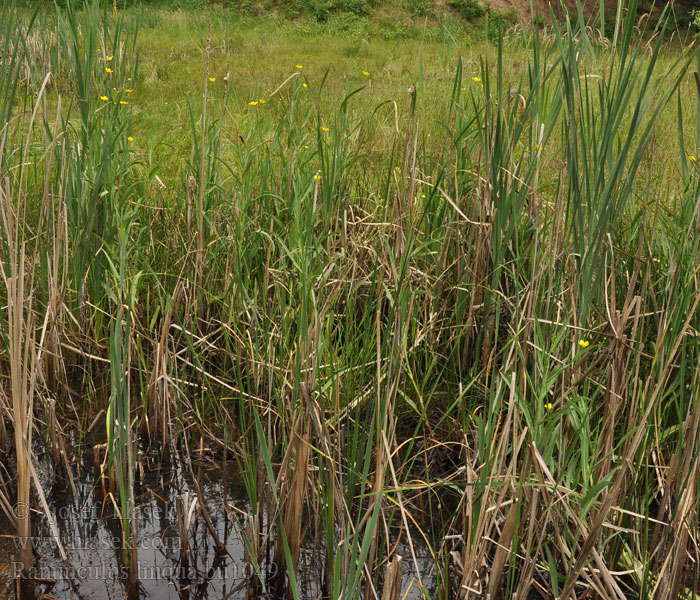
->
[2,1,700,598]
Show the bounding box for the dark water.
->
[0,448,434,600]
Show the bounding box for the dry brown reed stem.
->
[0,71,52,575]
[4,87,73,560]
[0,129,66,572]
[1,181,35,575]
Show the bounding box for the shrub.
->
[224,0,260,13]
[327,11,370,34]
[286,0,375,21]
[449,0,484,21]
[405,0,434,18]
[484,8,517,40]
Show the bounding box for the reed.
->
[0,1,40,583]
[1,171,37,580]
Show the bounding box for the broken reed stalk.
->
[380,554,402,600]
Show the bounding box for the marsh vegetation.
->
[1,1,700,598]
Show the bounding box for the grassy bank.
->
[2,1,700,599]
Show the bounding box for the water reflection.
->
[0,452,433,599]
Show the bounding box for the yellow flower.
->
[314,171,322,181]
[100,95,109,101]
[209,77,216,82]
[106,56,113,61]
[259,98,266,104]
[321,126,330,132]
[304,145,309,149]
[119,100,128,105]
[127,136,133,142]
[362,70,370,77]
[125,89,133,93]
[545,402,553,411]
[421,194,426,198]
[127,77,132,81]
[248,101,258,106]
[536,144,544,151]
[578,339,590,348]
[472,76,481,83]
[105,67,113,74]
[689,155,698,163]
[302,83,308,88]
[296,64,303,69]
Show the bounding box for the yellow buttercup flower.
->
[248,100,258,106]
[100,95,109,101]
[314,171,322,181]
[105,67,113,74]
[545,402,553,411]
[362,70,370,77]
[689,155,698,163]
[578,339,590,348]
[302,83,308,88]
[321,126,330,132]
[127,77,132,81]
[106,56,113,61]
[209,77,216,82]
[296,64,303,69]
[536,145,544,151]
[119,100,128,105]
[125,89,133,93]
[259,99,266,104]
[472,76,481,83]
[127,136,133,142]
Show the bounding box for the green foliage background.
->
[23,0,700,36]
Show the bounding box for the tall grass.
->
[1,1,700,599]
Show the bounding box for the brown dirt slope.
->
[479,0,646,23]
